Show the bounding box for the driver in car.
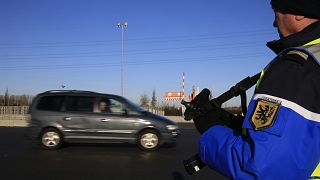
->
[99,99,111,113]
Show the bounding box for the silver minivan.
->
[28,90,180,151]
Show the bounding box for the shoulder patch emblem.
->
[250,99,280,130]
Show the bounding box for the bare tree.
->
[150,89,157,108]
[0,95,3,106]
[1,88,34,106]
[4,88,9,106]
[26,95,34,105]
[139,93,150,107]
[19,95,29,106]
[9,95,16,106]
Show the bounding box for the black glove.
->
[187,89,244,134]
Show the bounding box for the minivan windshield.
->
[124,98,146,112]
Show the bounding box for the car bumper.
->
[161,129,180,144]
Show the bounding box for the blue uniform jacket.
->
[199,45,320,179]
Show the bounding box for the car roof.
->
[38,90,123,99]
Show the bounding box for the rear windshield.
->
[37,95,65,111]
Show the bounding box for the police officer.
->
[198,0,320,179]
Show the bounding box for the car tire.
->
[137,130,160,151]
[40,128,63,150]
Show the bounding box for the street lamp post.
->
[117,22,128,96]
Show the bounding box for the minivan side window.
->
[37,96,65,111]
[97,98,125,114]
[109,99,125,114]
[65,96,94,112]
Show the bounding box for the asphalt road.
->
[0,124,227,180]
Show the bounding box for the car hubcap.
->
[42,132,60,147]
[140,133,158,149]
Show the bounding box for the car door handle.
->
[100,119,111,122]
[63,117,72,121]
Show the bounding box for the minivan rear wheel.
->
[138,130,160,151]
[40,128,63,150]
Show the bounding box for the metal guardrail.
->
[0,114,28,121]
[147,108,165,116]
[0,106,28,114]
[0,106,29,120]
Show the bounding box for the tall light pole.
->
[117,22,128,96]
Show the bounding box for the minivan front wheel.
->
[138,130,160,151]
[40,128,63,150]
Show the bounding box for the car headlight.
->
[166,125,178,130]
